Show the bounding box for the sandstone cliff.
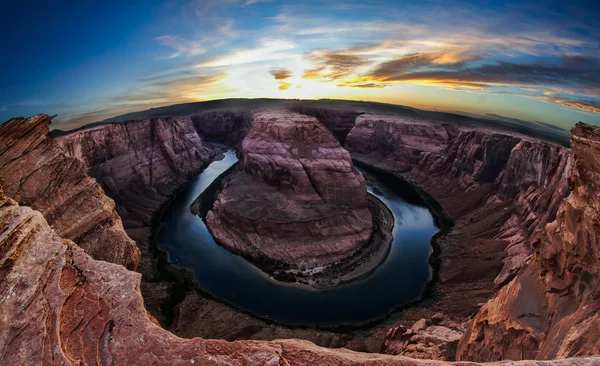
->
[346,114,572,322]
[0,183,597,366]
[0,115,139,270]
[54,116,219,324]
[457,122,600,361]
[207,111,374,276]
[190,110,252,147]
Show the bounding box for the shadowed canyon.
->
[1,99,599,365]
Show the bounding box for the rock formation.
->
[1,182,597,366]
[288,107,363,144]
[0,115,139,270]
[382,313,464,360]
[190,111,252,147]
[346,114,572,319]
[55,116,219,324]
[206,111,374,280]
[457,122,600,361]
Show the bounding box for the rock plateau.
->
[206,112,377,283]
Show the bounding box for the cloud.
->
[156,35,206,59]
[196,38,295,67]
[337,83,387,89]
[302,51,371,82]
[534,92,600,114]
[366,57,600,94]
[53,71,227,128]
[244,0,272,5]
[269,68,293,80]
[269,68,293,90]
[278,81,292,90]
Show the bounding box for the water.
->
[158,149,438,326]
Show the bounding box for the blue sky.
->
[1,0,599,130]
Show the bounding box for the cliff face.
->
[457,123,600,361]
[190,111,252,147]
[288,107,363,144]
[207,111,373,272]
[1,183,597,366]
[0,115,139,270]
[55,116,219,325]
[55,116,216,227]
[346,114,572,320]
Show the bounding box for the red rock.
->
[4,184,591,365]
[0,115,139,270]
[457,123,600,361]
[207,111,373,272]
[347,113,571,304]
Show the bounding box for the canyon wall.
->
[7,110,589,362]
[55,116,219,324]
[457,122,600,361]
[2,182,598,366]
[345,114,572,328]
[190,110,252,147]
[207,111,373,273]
[55,116,216,227]
[0,115,139,270]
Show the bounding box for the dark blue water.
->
[158,150,438,326]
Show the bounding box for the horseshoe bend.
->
[0,99,599,365]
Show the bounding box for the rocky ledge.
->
[457,122,600,361]
[0,115,139,270]
[206,111,392,287]
[1,182,597,366]
[346,114,572,323]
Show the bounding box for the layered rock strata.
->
[1,183,598,366]
[346,114,572,322]
[206,111,376,282]
[457,122,600,361]
[55,116,219,323]
[0,115,139,270]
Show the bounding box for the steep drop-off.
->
[0,115,139,270]
[457,122,600,361]
[206,112,377,283]
[346,114,572,327]
[55,116,220,324]
[1,183,598,366]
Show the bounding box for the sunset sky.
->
[1,0,599,130]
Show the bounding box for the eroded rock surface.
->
[346,114,572,320]
[207,111,374,277]
[55,116,219,324]
[457,122,600,361]
[1,183,597,366]
[0,115,139,270]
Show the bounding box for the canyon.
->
[0,99,598,365]
[206,111,384,286]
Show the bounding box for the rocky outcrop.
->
[346,114,572,319]
[1,183,598,366]
[190,111,252,147]
[55,116,216,227]
[288,107,363,144]
[383,313,464,360]
[0,115,139,270]
[457,122,600,361]
[207,111,375,280]
[54,116,219,325]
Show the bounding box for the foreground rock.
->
[383,313,464,360]
[457,123,600,361]
[206,111,377,285]
[1,183,598,366]
[0,115,139,270]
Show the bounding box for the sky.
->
[1,0,600,130]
